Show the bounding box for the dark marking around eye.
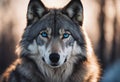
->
[36,36,45,45]
[65,36,75,47]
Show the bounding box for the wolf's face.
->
[19,0,86,68]
[35,27,75,67]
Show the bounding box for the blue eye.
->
[63,33,70,39]
[41,32,48,37]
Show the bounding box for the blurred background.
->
[0,0,120,81]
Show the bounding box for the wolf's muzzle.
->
[49,53,60,66]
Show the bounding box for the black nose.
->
[49,53,60,63]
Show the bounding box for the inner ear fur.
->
[27,0,47,26]
[63,0,84,26]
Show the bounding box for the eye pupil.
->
[41,32,48,37]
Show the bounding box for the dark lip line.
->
[51,63,58,66]
[50,58,67,67]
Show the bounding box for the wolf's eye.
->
[63,33,70,39]
[41,32,48,38]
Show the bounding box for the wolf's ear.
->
[63,0,83,26]
[27,0,47,26]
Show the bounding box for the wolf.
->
[0,0,100,82]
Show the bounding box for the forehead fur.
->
[22,10,85,45]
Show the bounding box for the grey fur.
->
[0,0,101,82]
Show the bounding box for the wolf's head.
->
[18,0,86,68]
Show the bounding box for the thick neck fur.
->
[17,57,73,82]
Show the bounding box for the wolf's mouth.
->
[50,59,67,67]
[42,57,67,67]
[51,63,59,66]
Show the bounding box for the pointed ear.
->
[27,0,47,26]
[63,0,83,26]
